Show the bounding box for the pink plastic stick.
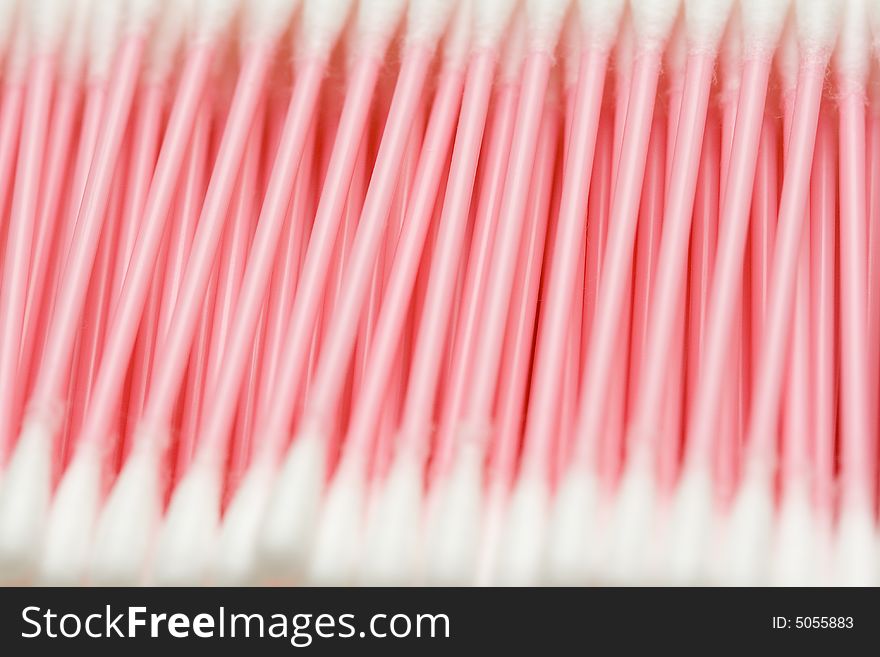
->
[659,257,687,490]
[168,91,227,464]
[582,105,613,371]
[777,84,808,495]
[253,125,317,439]
[867,107,880,446]
[111,84,165,310]
[555,223,586,479]
[161,94,216,341]
[124,247,166,456]
[19,78,83,399]
[344,63,465,459]
[67,156,129,456]
[27,36,147,427]
[0,75,26,269]
[612,20,634,176]
[197,58,328,462]
[459,51,555,437]
[0,54,56,453]
[602,267,634,486]
[628,107,666,415]
[350,94,423,419]
[295,45,435,438]
[203,104,262,397]
[684,113,719,419]
[250,54,386,457]
[434,82,519,475]
[308,134,365,419]
[352,95,425,475]
[836,88,873,506]
[76,44,216,451]
[666,66,684,192]
[199,105,264,438]
[587,111,616,480]
[716,210,743,498]
[744,58,827,472]
[747,111,778,411]
[228,328,263,490]
[155,99,214,462]
[228,105,281,478]
[492,106,558,485]
[780,193,811,487]
[574,47,664,463]
[685,55,773,468]
[175,267,219,481]
[629,51,714,445]
[520,48,609,473]
[810,103,837,517]
[138,43,276,429]
[717,55,747,497]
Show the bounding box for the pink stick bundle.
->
[0,0,878,590]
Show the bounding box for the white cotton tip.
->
[213,460,276,585]
[30,0,74,53]
[126,0,162,32]
[258,429,326,580]
[0,0,19,58]
[835,0,871,86]
[38,441,103,585]
[0,417,54,583]
[60,0,95,79]
[306,451,368,585]
[525,0,572,53]
[473,0,517,50]
[423,442,485,585]
[498,6,526,83]
[740,0,790,56]
[492,467,549,585]
[152,459,222,585]
[665,18,687,82]
[405,0,458,52]
[474,483,507,585]
[613,13,635,80]
[872,0,880,55]
[561,14,581,90]
[578,0,626,51]
[355,0,408,57]
[4,23,28,79]
[811,513,835,585]
[298,0,354,60]
[640,502,672,583]
[89,436,164,585]
[776,22,800,97]
[795,0,842,56]
[144,0,194,81]
[833,503,877,586]
[716,466,774,585]
[241,0,300,45]
[358,452,424,585]
[604,450,657,584]
[685,0,734,53]
[194,0,240,42]
[546,466,600,585]
[442,0,473,70]
[88,0,124,80]
[718,5,741,99]
[630,0,681,49]
[663,465,714,584]
[769,478,817,586]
